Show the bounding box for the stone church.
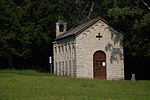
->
[53,17,124,80]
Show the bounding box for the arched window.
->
[62,45,64,54]
[55,47,57,53]
[58,46,61,53]
[59,24,64,32]
[65,61,68,76]
[69,45,71,59]
[59,61,61,75]
[55,62,57,74]
[69,60,71,76]
[65,45,67,52]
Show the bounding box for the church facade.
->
[53,17,124,80]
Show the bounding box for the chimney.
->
[56,20,67,38]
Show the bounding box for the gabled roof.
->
[55,17,109,40]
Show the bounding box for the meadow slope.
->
[0,70,150,100]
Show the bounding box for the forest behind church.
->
[0,0,150,79]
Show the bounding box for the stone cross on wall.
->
[96,33,102,40]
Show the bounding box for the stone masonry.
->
[53,18,124,80]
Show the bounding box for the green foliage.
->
[0,0,52,68]
[0,70,150,100]
[108,7,144,32]
[133,13,150,30]
[107,1,150,59]
[0,0,150,72]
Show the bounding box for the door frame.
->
[93,50,107,79]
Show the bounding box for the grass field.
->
[0,70,150,100]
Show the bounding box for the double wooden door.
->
[93,51,106,79]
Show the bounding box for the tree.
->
[107,0,150,79]
[0,0,150,79]
[0,0,51,69]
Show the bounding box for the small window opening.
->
[59,24,64,32]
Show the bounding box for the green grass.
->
[0,70,150,100]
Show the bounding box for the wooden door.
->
[93,51,106,79]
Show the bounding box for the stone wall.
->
[53,19,124,80]
[53,37,76,77]
[75,20,124,80]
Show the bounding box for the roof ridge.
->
[55,17,108,40]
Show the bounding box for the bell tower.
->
[56,20,67,38]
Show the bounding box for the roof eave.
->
[55,34,75,41]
